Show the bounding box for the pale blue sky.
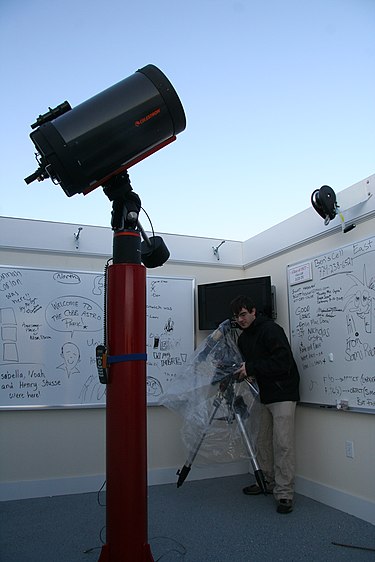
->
[1,0,374,241]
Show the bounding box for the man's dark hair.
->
[230,295,256,316]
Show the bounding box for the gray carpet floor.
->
[1,474,374,561]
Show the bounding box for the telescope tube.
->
[25,64,186,196]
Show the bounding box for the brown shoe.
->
[276,499,293,513]
[243,484,273,495]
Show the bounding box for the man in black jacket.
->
[231,295,300,514]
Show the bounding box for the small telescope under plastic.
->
[25,64,186,197]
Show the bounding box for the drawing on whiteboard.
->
[79,373,106,403]
[0,307,19,362]
[288,237,375,411]
[92,275,104,295]
[146,316,188,398]
[56,342,81,378]
[45,295,103,335]
[53,272,81,284]
[146,376,163,397]
[1,267,194,409]
[309,379,318,392]
[343,265,375,365]
[164,317,174,333]
[344,266,374,334]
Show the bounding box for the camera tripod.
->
[176,373,267,494]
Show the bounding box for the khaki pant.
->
[255,401,297,500]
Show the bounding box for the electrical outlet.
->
[345,440,354,459]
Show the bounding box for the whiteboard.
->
[287,235,375,413]
[0,266,194,409]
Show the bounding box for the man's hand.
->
[235,362,255,383]
[235,362,248,381]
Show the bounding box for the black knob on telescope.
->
[141,236,170,268]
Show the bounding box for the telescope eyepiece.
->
[24,166,49,185]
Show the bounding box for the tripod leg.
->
[177,394,224,487]
[233,397,268,495]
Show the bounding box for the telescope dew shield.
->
[25,64,186,196]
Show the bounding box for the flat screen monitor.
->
[198,276,273,330]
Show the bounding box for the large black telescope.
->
[24,66,187,561]
[25,64,186,196]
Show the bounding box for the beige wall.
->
[0,209,374,524]
[0,249,243,486]
[242,217,375,506]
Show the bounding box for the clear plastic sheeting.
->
[161,320,261,464]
